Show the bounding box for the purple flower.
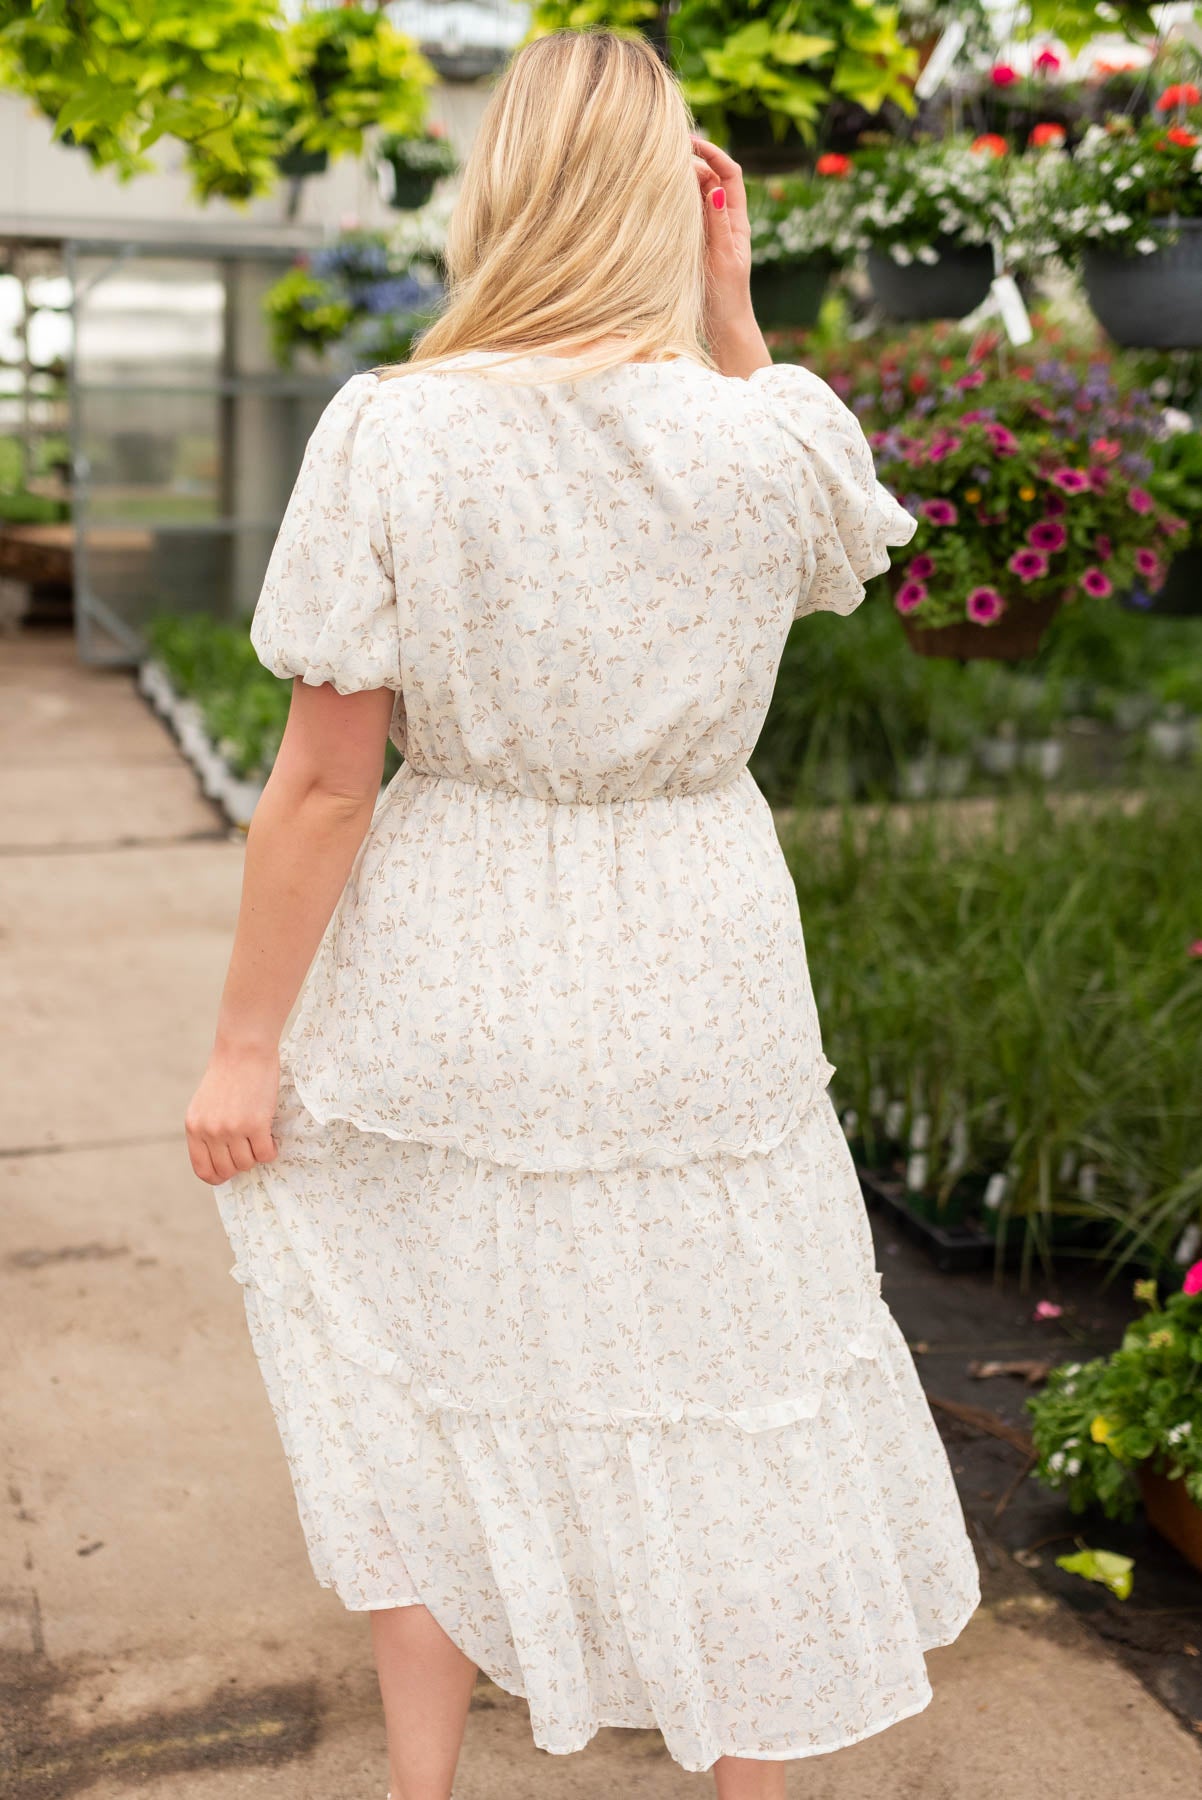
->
[1008,549,1049,583]
[1051,467,1089,493]
[908,554,936,580]
[1128,486,1154,515]
[967,586,1006,624]
[1029,520,1067,552]
[920,499,959,527]
[896,581,928,614]
[1081,567,1113,597]
[1043,492,1068,517]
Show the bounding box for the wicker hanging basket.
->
[901,594,1064,662]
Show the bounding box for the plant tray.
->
[858,1167,997,1272]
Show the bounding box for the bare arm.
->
[185,680,396,1186]
[691,135,772,380]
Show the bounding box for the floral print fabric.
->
[216,353,978,1773]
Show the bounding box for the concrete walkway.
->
[3,629,1201,1799]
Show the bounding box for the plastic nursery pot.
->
[749,259,834,332]
[866,238,994,322]
[1082,220,1202,350]
[1137,1458,1202,1574]
[383,161,439,212]
[902,594,1064,662]
[1121,544,1202,617]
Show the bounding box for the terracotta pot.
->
[901,594,1063,662]
[1137,1459,1202,1574]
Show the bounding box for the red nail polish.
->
[711,187,726,210]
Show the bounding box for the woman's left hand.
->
[691,134,770,377]
[185,1043,281,1185]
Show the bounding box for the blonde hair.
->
[380,29,709,383]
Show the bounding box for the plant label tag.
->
[991,273,1033,346]
[913,20,967,101]
[983,1172,1008,1211]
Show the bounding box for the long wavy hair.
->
[379,29,709,382]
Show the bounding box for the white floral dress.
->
[214,351,981,1773]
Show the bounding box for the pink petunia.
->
[928,433,963,463]
[895,581,928,614]
[987,424,1021,456]
[908,554,936,580]
[1033,1300,1063,1320]
[920,499,959,526]
[990,63,1019,86]
[1091,436,1122,462]
[1029,519,1068,552]
[1051,467,1089,493]
[1043,492,1068,517]
[1135,548,1163,584]
[1128,487,1154,514]
[1009,548,1049,583]
[1184,1259,1202,1297]
[1189,940,1202,960]
[955,370,986,391]
[1034,48,1062,74]
[1095,533,1113,562]
[1081,567,1113,597]
[1161,514,1188,537]
[967,586,1006,624]
[1088,466,1110,492]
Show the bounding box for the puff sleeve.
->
[750,361,917,620]
[249,370,401,693]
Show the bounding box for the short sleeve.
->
[249,370,401,693]
[750,361,917,620]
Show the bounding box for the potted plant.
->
[847,135,1012,320]
[273,4,434,183]
[745,158,861,329]
[1027,1267,1202,1572]
[867,356,1184,658]
[377,122,458,210]
[1047,90,1202,349]
[263,229,444,370]
[1142,409,1202,615]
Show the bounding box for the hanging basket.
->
[1121,544,1202,617]
[867,239,994,322]
[901,594,1064,662]
[1137,1458,1202,1574]
[381,159,440,212]
[749,259,833,331]
[1082,220,1202,350]
[277,144,329,180]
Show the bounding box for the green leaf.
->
[1055,1547,1134,1600]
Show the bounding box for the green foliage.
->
[1043,101,1202,257]
[263,267,354,365]
[1026,0,1157,56]
[1027,1279,1202,1522]
[0,1,434,203]
[529,0,918,140]
[788,778,1202,1277]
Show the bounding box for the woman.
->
[188,28,980,1800]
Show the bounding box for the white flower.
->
[917,244,940,264]
[1065,1457,1081,1476]
[890,243,914,265]
[1048,1450,1066,1472]
[1167,1422,1193,1445]
[1162,406,1194,434]
[1136,237,1159,255]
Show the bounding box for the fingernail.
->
[711,187,725,211]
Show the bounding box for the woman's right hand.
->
[691,135,769,376]
[185,1042,280,1185]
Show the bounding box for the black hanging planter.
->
[1082,220,1202,350]
[383,162,440,212]
[278,143,329,179]
[749,259,834,331]
[867,238,994,321]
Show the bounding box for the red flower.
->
[1166,127,1199,149]
[1034,48,1062,75]
[990,64,1019,87]
[1156,83,1201,112]
[1090,436,1121,461]
[1029,122,1066,148]
[816,153,852,178]
[908,372,929,394]
[971,134,1009,159]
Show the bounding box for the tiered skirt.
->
[214,1052,981,1772]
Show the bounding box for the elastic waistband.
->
[393,764,749,806]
